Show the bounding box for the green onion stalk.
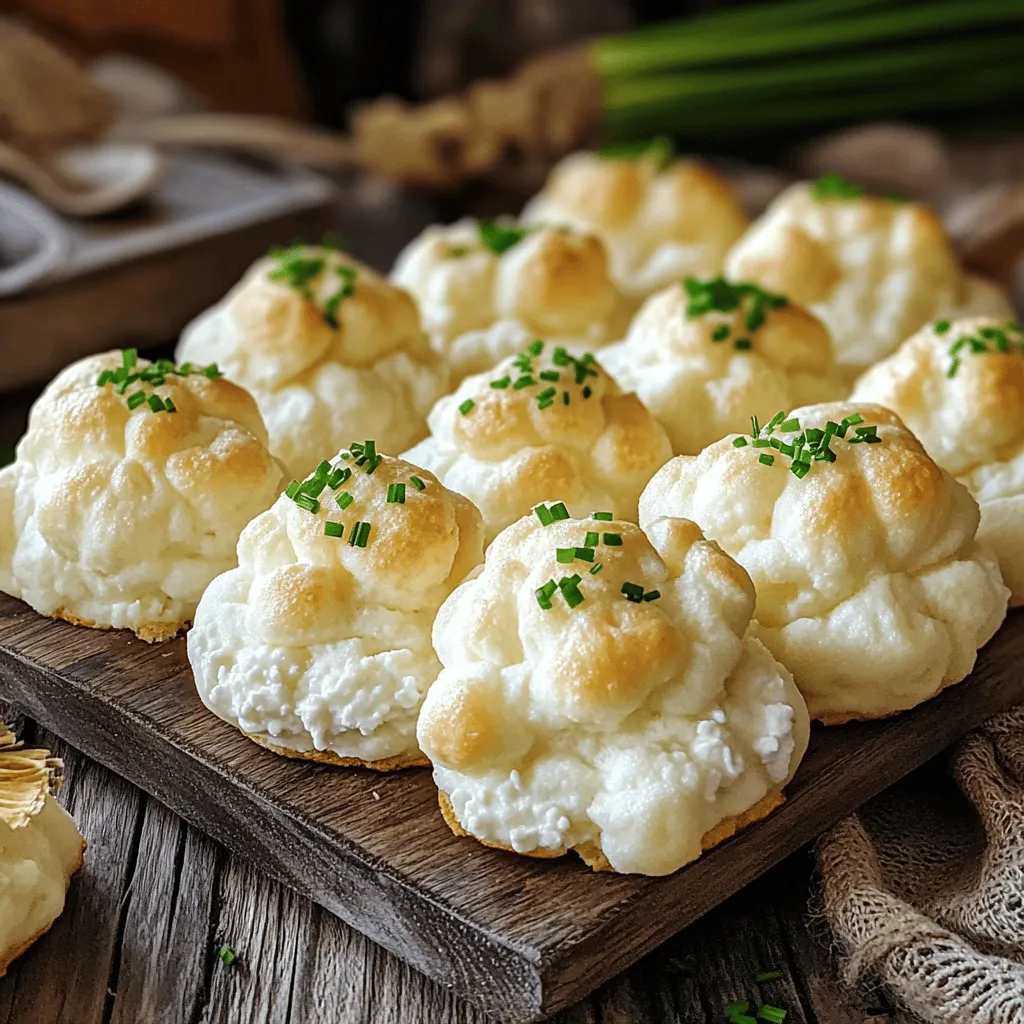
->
[349,0,1024,189]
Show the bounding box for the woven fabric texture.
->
[818,705,1024,1023]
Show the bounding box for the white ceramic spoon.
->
[0,140,163,217]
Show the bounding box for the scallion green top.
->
[476,220,533,256]
[945,321,1024,377]
[267,242,357,328]
[95,350,222,414]
[682,277,787,349]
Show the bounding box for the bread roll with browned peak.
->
[725,178,1013,379]
[0,351,285,641]
[521,149,748,299]
[600,276,845,455]
[0,724,84,978]
[852,316,1024,606]
[177,244,447,478]
[403,338,671,543]
[639,401,1009,724]
[417,508,809,875]
[189,447,484,768]
[390,219,631,383]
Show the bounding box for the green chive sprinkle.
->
[127,390,146,410]
[294,494,319,514]
[459,398,475,415]
[539,370,560,382]
[147,394,166,413]
[552,347,571,366]
[733,437,748,448]
[590,563,603,575]
[549,502,570,522]
[409,476,426,491]
[581,386,593,399]
[712,323,731,342]
[733,338,752,351]
[490,376,511,389]
[534,504,554,526]
[683,277,786,332]
[163,397,176,413]
[584,531,599,547]
[756,970,782,983]
[476,220,531,256]
[603,533,622,546]
[536,580,557,610]
[592,511,613,521]
[348,521,371,547]
[386,483,406,504]
[218,945,237,967]
[574,547,595,562]
[810,172,864,201]
[527,339,544,356]
[204,363,223,379]
[285,480,300,499]
[557,575,585,609]
[779,417,801,432]
[758,1007,787,1023]
[621,582,644,603]
[643,590,660,602]
[934,319,951,335]
[556,548,575,564]
[336,491,353,510]
[324,521,344,538]
[513,375,536,390]
[759,454,775,466]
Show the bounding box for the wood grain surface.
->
[1,596,1021,1022]
[0,713,914,1024]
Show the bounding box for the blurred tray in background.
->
[0,150,334,392]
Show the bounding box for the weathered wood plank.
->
[2,594,1019,1021]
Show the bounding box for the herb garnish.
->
[742,409,881,478]
[96,350,221,414]
[476,220,533,256]
[945,321,1024,378]
[267,242,357,328]
[810,172,908,205]
[534,502,570,526]
[218,945,238,967]
[597,134,674,171]
[682,277,787,350]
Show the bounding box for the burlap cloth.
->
[817,705,1024,1022]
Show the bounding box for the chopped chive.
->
[779,417,801,432]
[556,548,576,563]
[147,394,166,412]
[750,415,761,438]
[127,390,146,410]
[97,370,113,386]
[459,398,475,415]
[757,1008,787,1024]
[324,521,344,538]
[732,437,748,448]
[790,460,811,478]
[314,460,331,478]
[733,338,752,351]
[934,319,951,334]
[527,339,544,356]
[562,391,570,405]
[643,590,661,602]
[122,348,138,370]
[603,533,622,546]
[328,467,351,489]
[513,375,536,390]
[409,476,426,491]
[285,479,300,499]
[536,387,557,406]
[294,494,319,514]
[218,945,237,967]
[490,376,511,389]
[590,562,603,575]
[574,547,595,562]
[557,575,585,609]
[591,511,613,521]
[163,397,176,413]
[759,454,775,466]
[336,491,353,510]
[552,347,571,366]
[539,370,560,382]
[348,521,371,547]
[712,323,730,342]
[549,502,570,522]
[581,386,593,399]
[765,411,786,434]
[584,531,599,547]
[204,364,222,379]
[536,579,557,610]
[621,582,644,603]
[756,970,782,983]
[476,218,531,255]
[534,503,554,526]
[841,413,864,428]
[386,483,406,504]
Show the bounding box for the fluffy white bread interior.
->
[852,316,1024,606]
[418,512,809,875]
[189,451,484,765]
[521,151,748,298]
[639,402,1009,723]
[0,352,285,641]
[176,246,447,478]
[390,220,631,383]
[403,340,671,544]
[724,182,1013,379]
[600,279,844,455]
[0,725,84,978]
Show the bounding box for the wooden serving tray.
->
[0,592,1021,1022]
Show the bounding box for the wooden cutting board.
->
[0,592,1021,1023]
